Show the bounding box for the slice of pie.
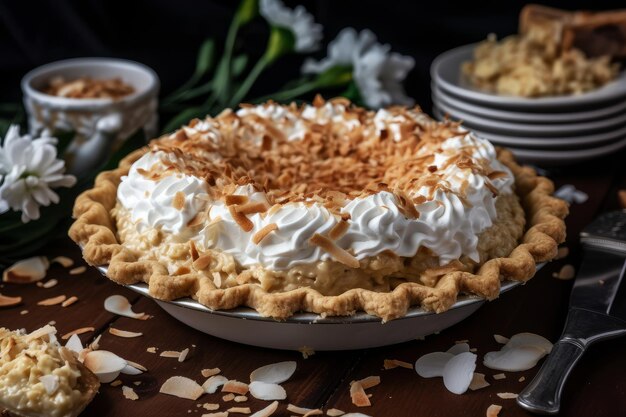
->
[70,98,567,321]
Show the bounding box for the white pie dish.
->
[95,264,542,351]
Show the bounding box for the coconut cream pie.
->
[70,97,567,321]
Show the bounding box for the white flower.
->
[260,0,323,53]
[0,125,76,223]
[302,28,415,108]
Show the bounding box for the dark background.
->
[1,0,624,115]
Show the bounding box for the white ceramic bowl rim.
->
[97,265,544,325]
[21,57,160,110]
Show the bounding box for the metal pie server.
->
[518,209,626,415]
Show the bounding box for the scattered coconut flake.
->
[383,359,413,370]
[455,339,469,344]
[493,334,509,344]
[342,413,372,417]
[160,376,204,400]
[109,327,143,338]
[203,413,228,417]
[38,294,67,306]
[518,376,526,382]
[486,404,502,417]
[110,380,123,387]
[126,360,147,372]
[50,256,74,268]
[65,333,84,353]
[505,333,553,354]
[147,347,157,353]
[122,386,139,400]
[484,345,545,372]
[20,309,28,315]
[327,409,345,416]
[556,247,569,260]
[288,404,314,414]
[89,334,102,351]
[227,407,251,415]
[133,381,142,386]
[160,350,182,359]
[469,373,490,391]
[202,368,221,378]
[415,352,454,378]
[42,279,58,289]
[25,324,56,342]
[493,373,506,380]
[179,347,190,362]
[222,380,249,395]
[62,327,94,340]
[447,343,470,355]
[40,374,60,395]
[357,376,380,390]
[69,266,87,275]
[83,350,127,383]
[121,363,145,375]
[554,184,588,204]
[350,381,370,407]
[497,392,518,399]
[250,401,279,417]
[2,256,49,283]
[250,361,297,384]
[249,381,286,401]
[553,264,576,280]
[104,295,146,319]
[203,404,220,411]
[234,395,248,402]
[298,346,315,359]
[442,352,477,395]
[222,393,235,402]
[302,410,323,417]
[61,296,78,307]
[203,375,229,393]
[0,294,22,307]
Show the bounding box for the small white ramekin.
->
[21,58,160,175]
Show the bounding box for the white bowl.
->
[96,264,543,351]
[431,44,626,110]
[432,84,626,124]
[21,58,160,176]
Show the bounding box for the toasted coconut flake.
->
[358,376,380,390]
[160,350,182,359]
[287,404,314,415]
[42,279,58,289]
[203,413,228,417]
[486,404,502,417]
[302,410,323,417]
[249,381,286,401]
[202,368,221,378]
[497,392,518,399]
[104,294,146,319]
[160,376,204,400]
[173,191,186,210]
[110,380,123,387]
[556,246,569,260]
[203,404,220,411]
[109,327,143,338]
[506,333,553,354]
[326,409,345,416]
[83,350,127,383]
[442,352,477,395]
[309,233,359,268]
[69,266,87,275]
[122,386,139,400]
[252,223,278,244]
[415,352,454,378]
[222,393,235,402]
[62,327,94,340]
[328,220,349,240]
[383,359,413,370]
[0,294,22,307]
[179,347,190,362]
[20,309,28,315]
[203,375,229,393]
[40,374,60,395]
[250,361,297,384]
[147,347,157,353]
[50,256,74,268]
[483,345,546,372]
[2,256,49,283]
[494,334,509,344]
[194,254,213,270]
[227,407,251,415]
[493,373,506,380]
[65,333,83,353]
[518,376,526,382]
[222,380,249,395]
[469,372,490,391]
[61,296,78,307]
[250,401,279,417]
[225,195,249,205]
[229,205,254,232]
[447,342,470,355]
[298,346,315,359]
[234,395,248,402]
[553,264,575,280]
[125,360,147,372]
[350,381,370,407]
[235,201,269,215]
[37,294,67,306]
[89,334,102,350]
[337,414,371,417]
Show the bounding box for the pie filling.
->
[112,100,525,295]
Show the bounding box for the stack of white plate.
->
[430,44,626,166]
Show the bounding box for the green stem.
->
[162,82,214,108]
[253,79,321,103]
[228,55,270,108]
[211,18,241,104]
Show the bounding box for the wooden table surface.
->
[1,152,626,417]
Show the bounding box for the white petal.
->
[483,345,546,372]
[249,381,287,401]
[2,256,49,283]
[446,343,470,355]
[250,361,296,384]
[83,350,127,383]
[442,352,477,395]
[65,333,84,353]
[505,333,553,354]
[202,375,228,393]
[104,295,145,319]
[415,352,454,378]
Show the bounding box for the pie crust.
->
[69,105,567,322]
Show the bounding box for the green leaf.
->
[232,54,249,78]
[194,38,216,79]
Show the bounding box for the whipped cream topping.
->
[117,111,514,269]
